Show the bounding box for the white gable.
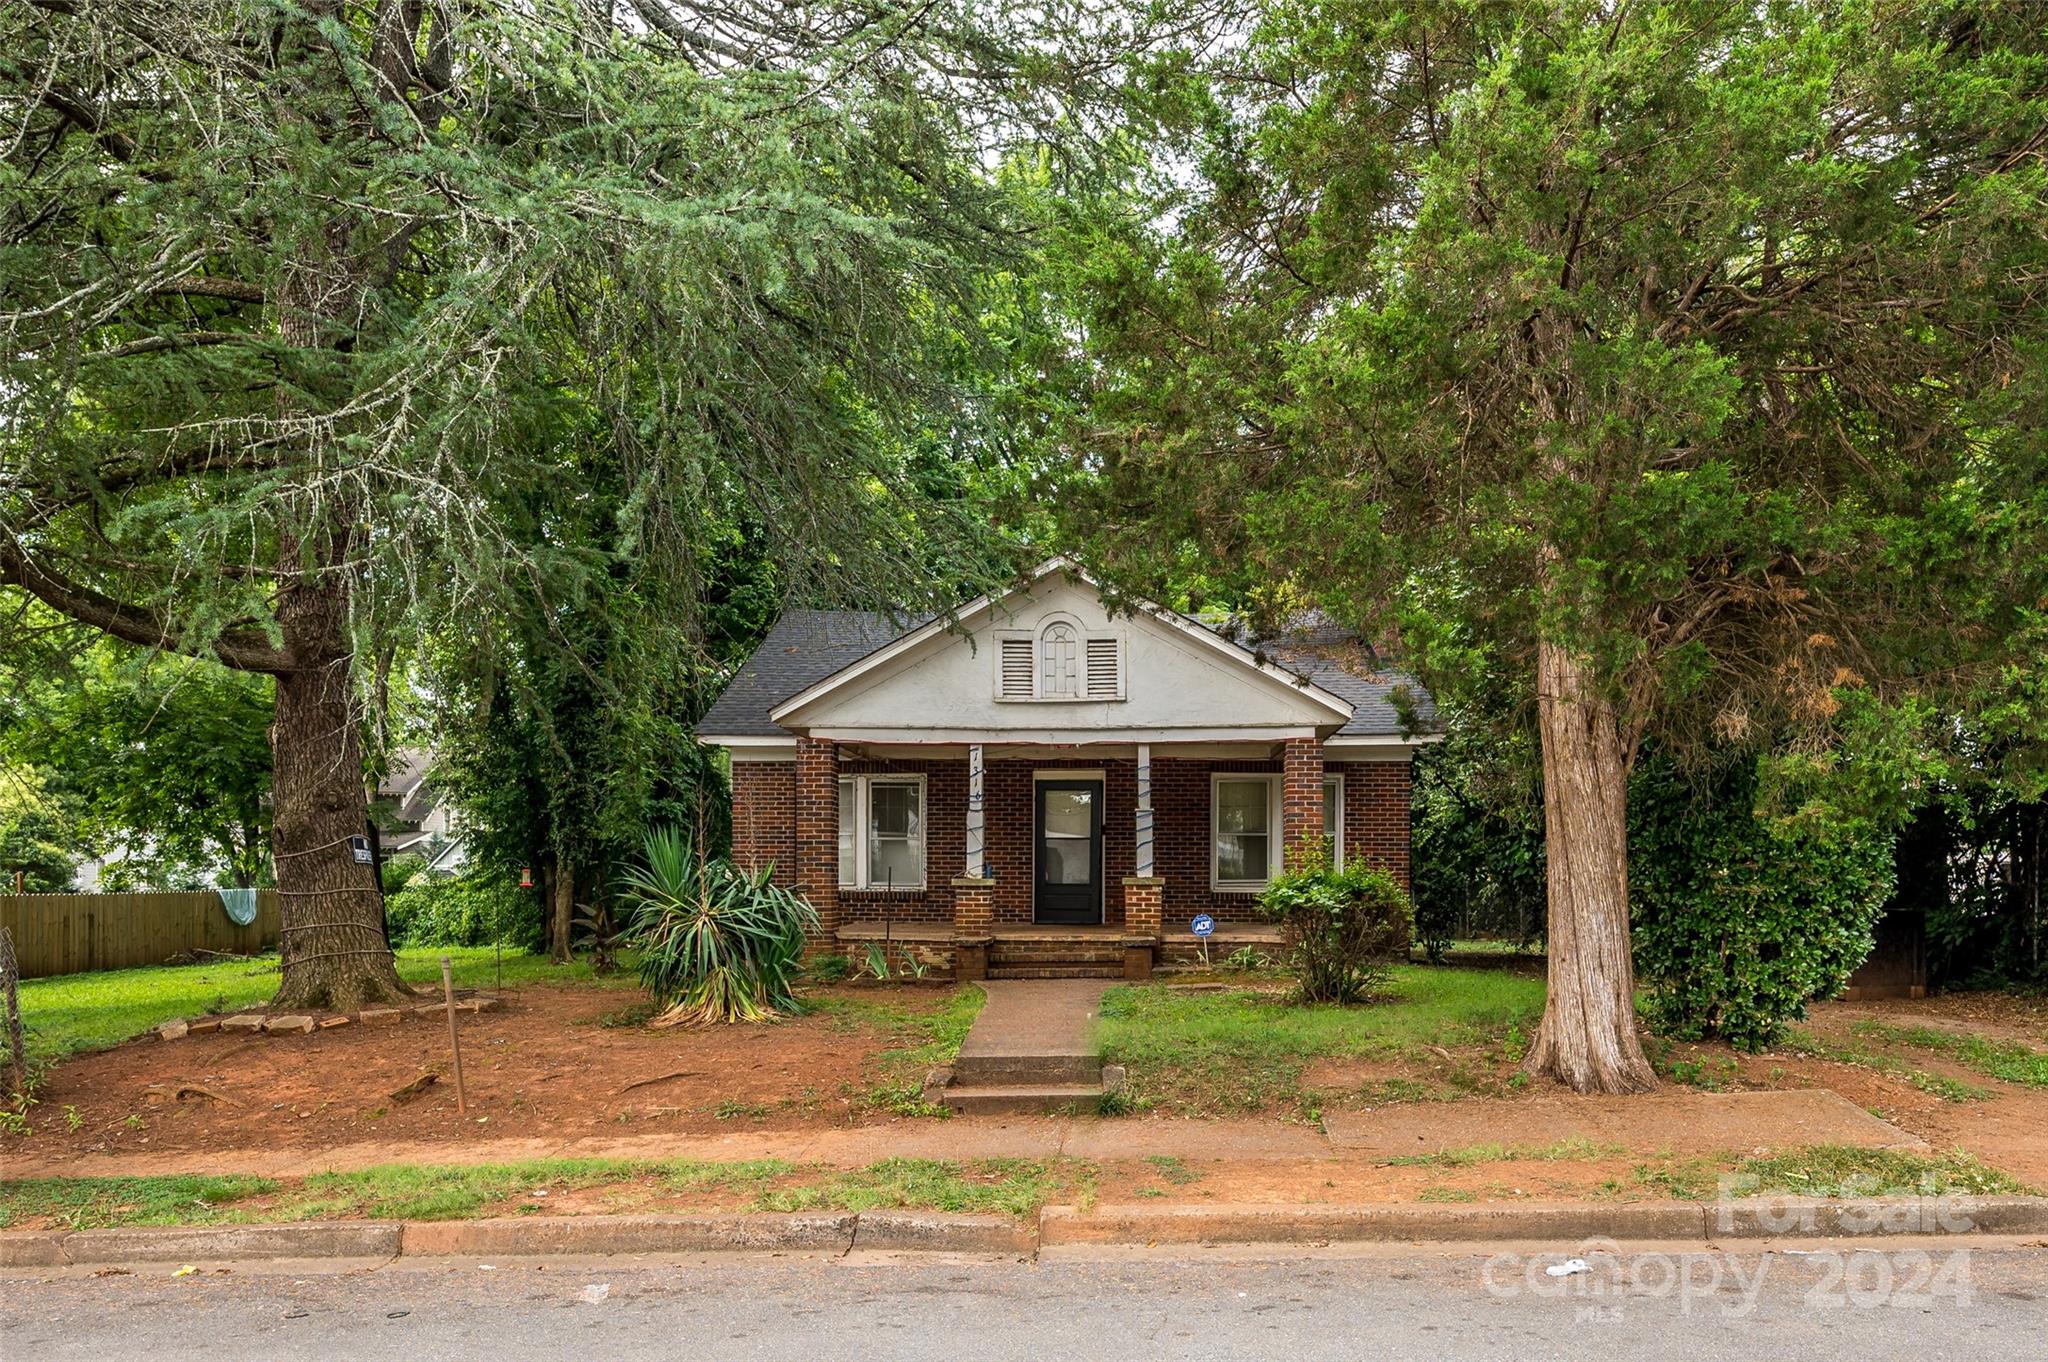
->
[771,567,1352,742]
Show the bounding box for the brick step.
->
[940,1082,1107,1116]
[988,946,1127,962]
[986,964,1125,980]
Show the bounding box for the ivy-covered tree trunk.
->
[270,552,409,1013]
[548,857,575,964]
[1523,638,1658,1094]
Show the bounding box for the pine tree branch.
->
[0,543,295,674]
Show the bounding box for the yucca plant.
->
[621,826,819,1027]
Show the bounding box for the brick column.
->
[794,736,840,953]
[1120,875,1164,980]
[951,875,995,980]
[1281,736,1326,873]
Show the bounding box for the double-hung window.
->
[837,775,926,890]
[1212,775,1278,890]
[1323,773,1344,866]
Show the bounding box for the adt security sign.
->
[1190,914,1216,938]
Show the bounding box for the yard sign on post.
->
[1191,913,1215,969]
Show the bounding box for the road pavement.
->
[6,1244,2046,1360]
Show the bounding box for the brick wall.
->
[730,761,795,878]
[1338,759,1413,888]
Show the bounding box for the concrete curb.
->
[62,1222,401,1264]
[401,1213,859,1258]
[851,1211,1036,1256]
[7,1196,2045,1268]
[1039,1197,2048,1247]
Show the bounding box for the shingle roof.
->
[699,605,1437,741]
[697,609,919,738]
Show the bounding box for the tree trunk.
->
[269,571,411,1012]
[548,854,574,964]
[1522,636,1659,1094]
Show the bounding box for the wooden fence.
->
[0,891,281,979]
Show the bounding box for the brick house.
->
[698,558,1437,979]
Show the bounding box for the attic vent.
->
[999,636,1034,698]
[1085,637,1122,698]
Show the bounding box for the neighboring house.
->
[373,748,467,875]
[697,557,1438,979]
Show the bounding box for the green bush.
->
[384,871,524,947]
[1260,849,1413,1004]
[622,827,817,1026]
[1631,759,1895,1052]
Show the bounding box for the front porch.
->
[793,736,1358,981]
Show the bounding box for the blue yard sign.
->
[1190,914,1216,938]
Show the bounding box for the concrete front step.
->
[941,1082,1108,1116]
[952,1052,1101,1086]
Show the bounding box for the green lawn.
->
[16,948,636,1064]
[1097,965,1546,1117]
[0,1154,1086,1229]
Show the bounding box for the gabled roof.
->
[698,558,1438,742]
[769,557,1356,728]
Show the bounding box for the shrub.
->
[622,826,818,1027]
[1261,851,1413,1004]
[1631,759,1895,1052]
[384,871,524,947]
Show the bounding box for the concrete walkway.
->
[954,980,1110,1076]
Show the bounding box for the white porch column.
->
[1135,743,1154,878]
[965,742,986,878]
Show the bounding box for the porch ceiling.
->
[835,740,1289,762]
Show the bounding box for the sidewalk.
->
[5,1087,1921,1181]
[4,1115,1333,1180]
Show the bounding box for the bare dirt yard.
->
[7,982,972,1170]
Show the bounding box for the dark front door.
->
[1034,779,1104,925]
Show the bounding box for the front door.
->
[1034,779,1104,925]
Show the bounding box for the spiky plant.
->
[621,827,818,1027]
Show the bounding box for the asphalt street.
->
[6,1244,2046,1361]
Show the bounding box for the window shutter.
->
[999,636,1034,698]
[1085,636,1121,698]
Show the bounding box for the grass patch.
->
[750,1157,1079,1217]
[16,947,634,1064]
[1850,1022,2048,1089]
[1781,1029,1997,1102]
[1095,966,1545,1117]
[815,985,984,1116]
[1384,1136,1622,1169]
[1417,1185,1479,1204]
[1730,1146,2025,1199]
[0,1154,1079,1229]
[0,1174,279,1230]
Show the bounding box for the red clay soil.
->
[8,983,953,1168]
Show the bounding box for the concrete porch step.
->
[940,1082,1109,1116]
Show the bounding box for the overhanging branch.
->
[0,542,296,674]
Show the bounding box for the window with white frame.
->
[995,619,1124,701]
[837,775,926,890]
[1212,774,1278,890]
[1323,773,1343,866]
